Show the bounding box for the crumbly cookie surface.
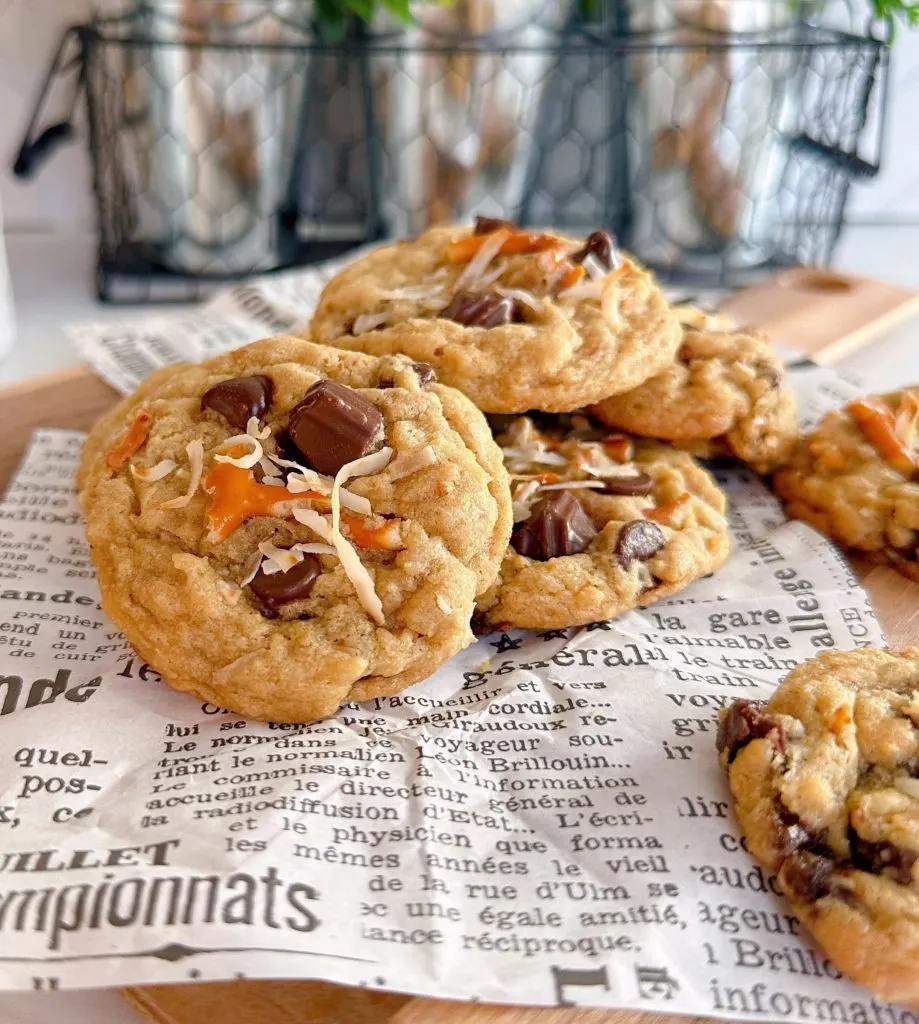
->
[590,306,797,473]
[79,336,511,722]
[718,649,919,1009]
[774,389,919,580]
[474,415,730,630]
[308,224,681,413]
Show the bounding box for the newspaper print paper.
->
[0,362,912,1019]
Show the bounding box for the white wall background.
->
[0,0,917,234]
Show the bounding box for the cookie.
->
[590,306,797,473]
[718,649,919,1009]
[774,389,919,580]
[308,220,681,413]
[79,336,512,722]
[474,414,730,630]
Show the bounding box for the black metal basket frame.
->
[13,9,891,303]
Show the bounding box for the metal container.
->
[369,0,573,236]
[135,0,313,274]
[624,0,801,274]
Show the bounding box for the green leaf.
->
[870,0,919,31]
[381,0,415,22]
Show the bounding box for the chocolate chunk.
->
[471,613,495,637]
[474,215,517,235]
[602,472,654,496]
[571,230,617,271]
[615,520,666,570]
[441,291,520,329]
[248,555,321,616]
[780,852,837,902]
[201,375,273,430]
[774,803,830,860]
[850,832,917,885]
[717,699,786,763]
[412,362,437,387]
[273,429,302,467]
[511,492,597,561]
[288,380,385,477]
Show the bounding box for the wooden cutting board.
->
[1,361,917,1024]
[719,268,919,364]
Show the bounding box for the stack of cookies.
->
[80,218,802,721]
[78,219,919,1006]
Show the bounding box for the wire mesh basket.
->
[14,5,890,303]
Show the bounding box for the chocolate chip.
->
[774,803,831,860]
[412,362,437,387]
[288,380,385,477]
[248,555,321,616]
[615,520,666,570]
[780,852,837,902]
[717,699,786,763]
[441,291,520,329]
[571,230,617,271]
[201,375,273,430]
[474,215,517,235]
[850,832,917,885]
[602,473,654,496]
[511,492,597,561]
[273,429,302,467]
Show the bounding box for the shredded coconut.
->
[473,257,508,290]
[575,444,634,478]
[287,472,331,495]
[339,489,373,516]
[330,449,393,625]
[259,456,283,478]
[239,551,263,588]
[258,540,303,575]
[581,253,607,281]
[293,508,334,544]
[388,445,438,482]
[214,434,263,470]
[159,440,205,510]
[558,278,605,302]
[512,480,542,522]
[539,480,606,491]
[293,542,338,557]
[292,446,394,627]
[455,228,510,291]
[130,458,177,483]
[502,446,567,467]
[352,311,390,335]
[380,284,445,301]
[495,286,544,313]
[247,417,271,440]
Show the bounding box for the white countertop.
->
[1,224,918,1024]
[3,226,919,392]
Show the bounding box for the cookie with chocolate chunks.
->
[79,336,512,723]
[590,305,797,475]
[719,649,919,1008]
[475,414,730,630]
[307,223,680,413]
